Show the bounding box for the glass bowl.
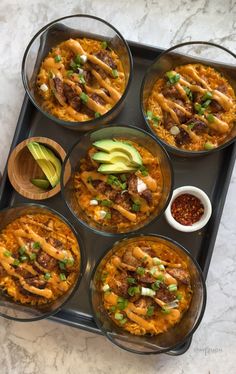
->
[90,234,206,354]
[22,14,133,131]
[0,204,85,321]
[61,125,173,236]
[141,41,236,157]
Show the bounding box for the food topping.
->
[36,38,125,122]
[147,63,236,151]
[171,193,204,226]
[99,239,192,336]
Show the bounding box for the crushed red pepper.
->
[171,193,204,226]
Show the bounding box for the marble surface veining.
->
[0,1,236,373]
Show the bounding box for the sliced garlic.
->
[137,178,147,193]
[80,54,87,64]
[170,126,180,136]
[90,199,98,206]
[39,83,48,92]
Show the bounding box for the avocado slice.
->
[27,142,62,187]
[93,139,143,166]
[31,178,50,190]
[92,151,132,165]
[98,162,137,174]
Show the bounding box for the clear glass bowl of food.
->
[61,125,173,236]
[0,204,84,321]
[90,234,206,354]
[141,41,236,156]
[22,14,133,131]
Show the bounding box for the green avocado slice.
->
[98,162,137,174]
[27,142,61,187]
[31,178,50,190]
[93,139,143,166]
[92,151,132,165]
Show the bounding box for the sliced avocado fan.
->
[27,142,62,187]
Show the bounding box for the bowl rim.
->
[7,136,67,200]
[164,186,212,232]
[21,13,134,129]
[89,233,207,355]
[60,123,174,237]
[140,40,236,157]
[0,202,86,322]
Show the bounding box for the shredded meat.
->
[137,273,156,284]
[52,77,66,105]
[26,277,47,289]
[0,264,7,277]
[15,267,34,278]
[91,180,112,194]
[108,272,128,297]
[163,112,175,130]
[210,100,223,113]
[162,84,181,100]
[94,50,117,69]
[37,250,57,271]
[134,297,153,308]
[122,250,141,268]
[80,104,94,117]
[90,93,105,106]
[155,283,176,303]
[127,174,137,194]
[63,83,81,111]
[175,127,191,146]
[185,118,208,134]
[141,189,152,205]
[83,70,93,85]
[166,268,190,286]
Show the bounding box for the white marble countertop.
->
[0,1,235,373]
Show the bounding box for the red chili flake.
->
[171,193,204,226]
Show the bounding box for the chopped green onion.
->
[13,259,20,267]
[119,318,127,325]
[60,273,66,281]
[102,284,110,292]
[67,70,74,77]
[168,284,178,292]
[151,280,162,291]
[149,266,158,275]
[114,312,124,321]
[54,55,61,62]
[128,286,140,297]
[207,114,215,122]
[146,306,154,317]
[59,260,66,270]
[101,199,112,207]
[67,258,75,266]
[33,242,41,249]
[146,110,153,120]
[161,307,171,314]
[194,103,205,115]
[202,99,211,108]
[159,264,165,271]
[74,54,81,65]
[176,292,182,300]
[141,287,156,297]
[166,71,180,85]
[80,92,88,103]
[95,112,101,118]
[19,255,28,262]
[44,272,51,280]
[78,74,86,84]
[117,297,128,310]
[3,250,12,257]
[105,212,111,219]
[132,203,141,212]
[136,267,145,275]
[187,123,195,130]
[202,91,212,101]
[18,246,26,255]
[153,257,162,265]
[87,176,93,183]
[109,305,116,312]
[142,255,148,262]
[112,69,118,78]
[157,274,164,281]
[204,141,214,150]
[101,41,108,49]
[183,86,193,100]
[127,277,136,285]
[120,174,127,182]
[139,165,148,176]
[101,272,108,282]
[29,253,36,261]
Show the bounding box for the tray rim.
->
[0,39,236,356]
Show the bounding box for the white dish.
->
[165,186,212,232]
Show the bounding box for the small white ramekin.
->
[165,186,212,232]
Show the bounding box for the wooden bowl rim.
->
[7,136,67,200]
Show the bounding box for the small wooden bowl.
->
[7,137,67,200]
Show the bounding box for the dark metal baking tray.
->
[0,41,235,355]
